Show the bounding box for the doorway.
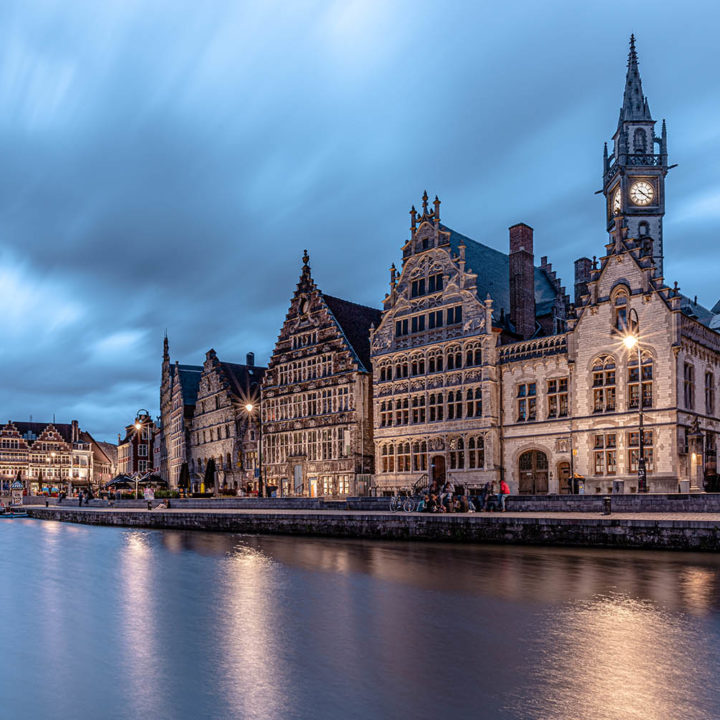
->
[557,461,571,494]
[518,450,549,494]
[308,477,318,498]
[431,455,446,487]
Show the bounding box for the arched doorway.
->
[557,461,571,495]
[431,455,446,487]
[518,450,549,494]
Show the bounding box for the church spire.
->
[619,34,652,126]
[163,332,169,362]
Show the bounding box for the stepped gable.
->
[12,421,73,445]
[444,226,560,319]
[322,294,382,372]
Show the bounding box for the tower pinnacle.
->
[620,34,651,126]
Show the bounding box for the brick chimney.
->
[246,352,255,367]
[71,419,79,443]
[574,257,592,305]
[509,223,535,339]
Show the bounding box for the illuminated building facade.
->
[372,37,720,495]
[261,251,381,497]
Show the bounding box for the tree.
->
[203,458,216,495]
[178,462,190,496]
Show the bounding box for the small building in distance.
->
[261,251,381,497]
[117,412,159,476]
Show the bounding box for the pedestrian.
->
[499,479,510,512]
[78,492,83,507]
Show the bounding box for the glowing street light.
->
[244,402,264,498]
[624,309,647,493]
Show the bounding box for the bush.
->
[154,490,180,499]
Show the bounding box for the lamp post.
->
[623,310,648,493]
[244,403,264,498]
[134,409,151,500]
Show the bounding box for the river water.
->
[2,519,720,720]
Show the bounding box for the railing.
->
[498,334,568,364]
[605,153,663,180]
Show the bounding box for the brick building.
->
[262,251,381,497]
[117,412,159,476]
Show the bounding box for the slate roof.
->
[10,421,74,445]
[220,361,266,398]
[94,440,119,466]
[679,295,720,331]
[322,294,383,372]
[445,226,560,319]
[176,364,202,407]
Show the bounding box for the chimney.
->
[509,223,536,339]
[574,257,592,305]
[246,352,255,367]
[71,419,79,443]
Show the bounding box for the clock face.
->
[612,187,622,215]
[629,180,654,206]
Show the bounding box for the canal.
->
[2,519,719,719]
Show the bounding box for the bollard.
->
[147,500,152,511]
[45,499,49,508]
[603,496,612,515]
[167,499,171,509]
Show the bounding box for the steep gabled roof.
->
[679,294,720,331]
[322,294,382,372]
[445,226,560,318]
[13,422,73,445]
[219,361,266,399]
[175,364,202,407]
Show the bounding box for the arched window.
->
[628,351,653,409]
[466,387,482,417]
[592,356,616,413]
[446,345,462,370]
[412,441,428,471]
[613,289,629,332]
[633,127,647,154]
[395,358,409,379]
[468,436,484,469]
[428,349,443,374]
[684,363,695,409]
[449,437,465,470]
[706,372,716,416]
[465,342,482,367]
[410,353,425,376]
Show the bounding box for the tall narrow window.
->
[517,383,537,422]
[614,291,629,332]
[706,372,715,416]
[547,378,569,418]
[592,356,616,413]
[628,431,654,473]
[684,363,695,409]
[593,434,617,475]
[466,387,482,417]
[397,443,411,472]
[446,390,463,420]
[633,127,647,154]
[628,352,653,409]
[412,441,427,471]
[449,437,465,470]
[468,436,484,469]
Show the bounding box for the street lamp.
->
[244,403,264,498]
[623,309,648,493]
[133,409,152,500]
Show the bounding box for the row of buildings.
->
[157,37,720,497]
[0,420,117,493]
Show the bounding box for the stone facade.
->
[188,349,266,494]
[261,252,381,497]
[372,37,720,496]
[0,420,98,492]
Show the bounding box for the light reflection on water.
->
[1,521,720,720]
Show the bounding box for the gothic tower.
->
[603,35,669,277]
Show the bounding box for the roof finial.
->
[302,249,309,267]
[433,195,441,221]
[422,190,429,214]
[619,33,651,125]
[410,205,417,232]
[163,332,169,361]
[629,33,637,66]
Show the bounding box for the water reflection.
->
[2,523,720,720]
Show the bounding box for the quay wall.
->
[23,494,720,513]
[25,507,720,551]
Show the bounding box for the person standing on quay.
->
[499,479,510,512]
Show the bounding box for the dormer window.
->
[612,288,633,332]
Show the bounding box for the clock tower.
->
[603,35,669,277]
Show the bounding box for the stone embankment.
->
[24,505,720,552]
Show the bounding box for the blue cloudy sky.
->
[2,0,719,441]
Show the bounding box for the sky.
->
[1,0,719,442]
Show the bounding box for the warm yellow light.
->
[135,422,142,430]
[245,403,254,412]
[623,334,638,350]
